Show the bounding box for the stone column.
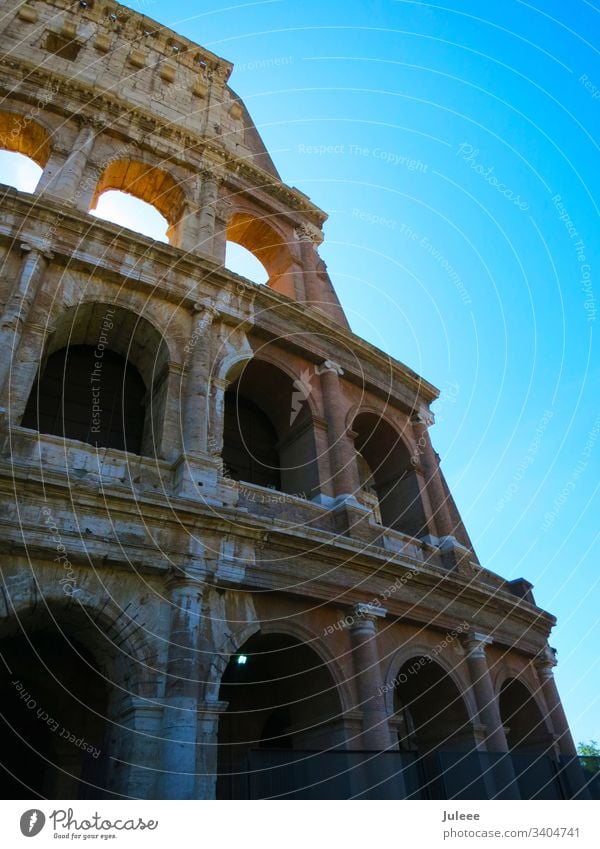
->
[534,647,590,798]
[174,201,202,254]
[295,224,323,305]
[196,166,222,258]
[34,149,67,198]
[462,632,520,799]
[213,196,233,266]
[317,359,360,500]
[534,647,576,757]
[348,604,393,751]
[0,243,53,402]
[195,699,229,799]
[208,376,230,460]
[158,565,205,800]
[463,633,509,753]
[116,699,164,799]
[181,304,217,457]
[412,410,454,539]
[40,122,96,205]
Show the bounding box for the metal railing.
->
[218,749,600,800]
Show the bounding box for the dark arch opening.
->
[394,657,474,754]
[217,632,344,799]
[0,628,111,799]
[223,393,281,490]
[222,358,320,498]
[353,412,429,537]
[19,302,170,458]
[499,679,553,754]
[22,345,146,453]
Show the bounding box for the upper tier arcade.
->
[0,0,347,323]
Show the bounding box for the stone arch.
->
[250,350,321,422]
[383,641,477,722]
[21,301,171,457]
[221,355,321,497]
[0,571,160,697]
[0,108,53,170]
[226,210,295,294]
[498,676,554,752]
[217,351,253,385]
[259,618,353,714]
[90,157,187,244]
[216,626,347,798]
[0,584,160,799]
[352,410,429,537]
[205,620,262,702]
[389,651,477,754]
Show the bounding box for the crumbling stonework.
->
[0,0,579,800]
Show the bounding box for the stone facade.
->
[0,0,580,800]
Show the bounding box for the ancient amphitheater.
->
[0,0,587,799]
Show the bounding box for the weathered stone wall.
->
[0,0,576,800]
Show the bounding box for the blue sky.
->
[1,0,598,745]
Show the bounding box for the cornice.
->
[0,192,440,406]
[0,460,555,647]
[0,57,327,225]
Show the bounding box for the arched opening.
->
[393,656,479,799]
[499,678,560,799]
[394,658,474,754]
[22,345,146,453]
[0,110,51,184]
[0,624,112,799]
[227,212,294,295]
[217,632,345,799]
[21,303,170,457]
[92,190,169,242]
[225,241,269,285]
[222,358,320,498]
[0,150,43,193]
[223,394,281,490]
[90,159,185,245]
[353,412,429,537]
[499,679,553,754]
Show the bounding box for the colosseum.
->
[0,0,590,800]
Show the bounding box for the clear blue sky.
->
[2,0,598,745]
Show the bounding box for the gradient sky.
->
[1,0,598,745]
